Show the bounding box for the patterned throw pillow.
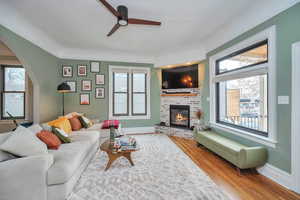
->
[68,116,82,131]
[37,130,61,150]
[78,116,93,128]
[48,117,72,134]
[52,127,71,143]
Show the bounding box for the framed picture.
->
[95,87,105,99]
[77,65,87,76]
[65,81,77,93]
[81,80,92,91]
[90,61,100,73]
[80,93,90,105]
[96,74,105,85]
[62,65,73,77]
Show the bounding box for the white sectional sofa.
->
[0,123,108,200]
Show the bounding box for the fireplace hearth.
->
[170,105,190,129]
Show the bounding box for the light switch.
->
[278,96,289,104]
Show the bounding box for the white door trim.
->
[291,41,300,193]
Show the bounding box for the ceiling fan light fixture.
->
[118,19,128,26]
[117,5,128,26]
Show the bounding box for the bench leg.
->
[236,167,242,176]
[196,142,202,147]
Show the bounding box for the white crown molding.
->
[58,48,155,63]
[203,0,300,53]
[1,1,299,65]
[257,164,293,190]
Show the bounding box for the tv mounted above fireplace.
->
[162,64,198,89]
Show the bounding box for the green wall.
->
[0,25,61,123]
[202,3,300,173]
[59,59,160,128]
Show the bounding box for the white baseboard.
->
[257,163,292,190]
[122,127,155,135]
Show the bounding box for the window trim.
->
[215,39,269,75]
[209,26,277,148]
[131,72,147,116]
[109,65,151,120]
[1,65,26,120]
[112,72,129,116]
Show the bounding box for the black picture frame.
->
[95,74,105,85]
[81,80,92,91]
[95,87,105,99]
[80,93,90,105]
[62,65,73,77]
[65,81,77,93]
[77,64,87,77]
[90,61,100,73]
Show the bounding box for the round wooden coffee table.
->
[100,139,138,171]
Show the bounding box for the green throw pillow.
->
[52,127,71,143]
[78,116,93,128]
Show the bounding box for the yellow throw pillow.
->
[48,117,72,134]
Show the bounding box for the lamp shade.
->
[57,82,71,93]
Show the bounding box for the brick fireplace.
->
[158,88,202,138]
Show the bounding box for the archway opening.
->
[0,40,35,132]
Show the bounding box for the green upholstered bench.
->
[193,130,268,171]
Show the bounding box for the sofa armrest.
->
[0,154,54,200]
[239,147,268,169]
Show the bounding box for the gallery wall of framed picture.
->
[61,61,105,105]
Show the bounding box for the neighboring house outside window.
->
[209,26,277,147]
[109,66,151,120]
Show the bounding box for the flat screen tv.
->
[162,64,199,89]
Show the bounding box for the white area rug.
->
[69,134,230,200]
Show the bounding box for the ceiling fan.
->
[99,0,162,37]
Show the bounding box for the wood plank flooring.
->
[170,136,300,200]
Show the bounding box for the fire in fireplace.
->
[170,105,190,129]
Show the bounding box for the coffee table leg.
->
[105,154,119,171]
[123,153,134,166]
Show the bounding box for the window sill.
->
[210,122,277,148]
[109,115,151,120]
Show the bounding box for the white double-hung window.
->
[109,66,151,120]
[209,26,277,147]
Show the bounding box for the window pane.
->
[3,93,25,118]
[5,68,25,91]
[217,42,268,74]
[218,75,268,135]
[133,73,146,92]
[133,93,146,114]
[114,72,128,92]
[114,93,128,115]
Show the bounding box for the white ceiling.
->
[0,0,299,65]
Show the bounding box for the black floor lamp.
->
[57,82,71,116]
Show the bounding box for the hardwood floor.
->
[170,136,300,200]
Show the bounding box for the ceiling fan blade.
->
[98,0,120,17]
[107,24,121,36]
[128,18,161,26]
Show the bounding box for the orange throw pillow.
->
[48,117,72,134]
[69,116,82,131]
[37,130,61,150]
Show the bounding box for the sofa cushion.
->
[47,131,99,185]
[48,117,72,134]
[37,130,62,150]
[68,116,82,131]
[0,126,48,157]
[27,124,43,135]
